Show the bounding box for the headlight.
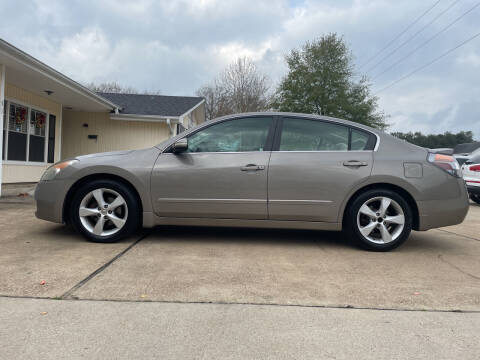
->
[40,160,78,181]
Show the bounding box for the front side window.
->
[279,118,349,151]
[187,117,273,153]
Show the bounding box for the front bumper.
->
[417,178,469,230]
[34,180,70,224]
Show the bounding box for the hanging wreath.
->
[15,108,27,125]
[36,113,46,129]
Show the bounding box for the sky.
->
[0,0,479,138]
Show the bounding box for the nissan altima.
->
[35,113,469,251]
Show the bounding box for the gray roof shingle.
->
[98,92,204,117]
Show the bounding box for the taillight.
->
[470,165,480,172]
[427,153,461,177]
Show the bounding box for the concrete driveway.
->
[1,198,479,359]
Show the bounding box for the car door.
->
[268,116,375,222]
[150,116,275,219]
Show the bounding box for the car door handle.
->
[343,160,368,167]
[241,164,265,171]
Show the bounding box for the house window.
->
[7,102,28,161]
[3,100,54,164]
[29,109,47,162]
[48,114,56,163]
[2,101,6,160]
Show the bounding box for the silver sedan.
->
[35,112,469,251]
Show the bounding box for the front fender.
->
[63,147,160,217]
[70,165,153,212]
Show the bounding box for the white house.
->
[0,39,205,194]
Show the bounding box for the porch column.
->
[0,64,5,196]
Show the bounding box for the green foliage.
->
[391,131,474,148]
[272,33,387,129]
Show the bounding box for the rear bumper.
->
[417,178,469,230]
[34,180,69,224]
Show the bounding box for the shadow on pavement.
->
[150,225,351,248]
[147,224,461,254]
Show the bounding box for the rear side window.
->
[279,118,349,151]
[351,129,370,151]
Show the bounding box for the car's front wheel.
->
[345,189,413,251]
[70,179,140,243]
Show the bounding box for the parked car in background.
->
[462,151,480,204]
[34,112,469,252]
[454,142,480,165]
[457,147,480,167]
[429,148,454,155]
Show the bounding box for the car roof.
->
[212,112,382,133]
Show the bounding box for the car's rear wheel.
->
[345,189,413,251]
[70,179,140,243]
[470,193,480,204]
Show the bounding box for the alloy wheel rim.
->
[79,188,128,237]
[356,196,405,244]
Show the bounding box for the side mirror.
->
[172,138,188,153]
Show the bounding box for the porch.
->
[0,39,117,191]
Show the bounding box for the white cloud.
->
[25,27,115,81]
[457,51,480,68]
[102,0,154,16]
[211,40,273,65]
[0,0,479,137]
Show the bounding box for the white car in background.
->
[462,150,480,204]
[454,142,480,165]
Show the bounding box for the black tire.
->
[470,193,480,205]
[70,179,141,243]
[344,188,413,251]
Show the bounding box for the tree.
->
[196,81,230,121]
[196,57,271,120]
[85,81,161,95]
[391,131,475,148]
[272,34,387,129]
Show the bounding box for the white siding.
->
[61,110,170,159]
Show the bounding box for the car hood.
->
[75,150,134,161]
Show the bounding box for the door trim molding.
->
[269,199,333,205]
[157,198,332,205]
[157,198,266,204]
